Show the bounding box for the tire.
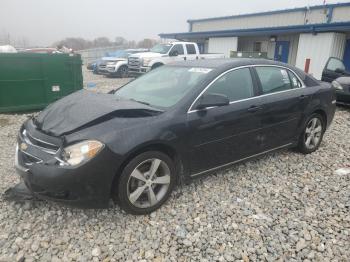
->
[117,65,128,78]
[297,113,325,154]
[114,151,176,215]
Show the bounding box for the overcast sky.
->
[1,0,349,46]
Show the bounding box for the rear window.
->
[186,44,196,55]
[256,67,292,94]
[288,71,303,88]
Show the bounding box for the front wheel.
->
[117,65,128,78]
[115,151,176,215]
[297,114,325,154]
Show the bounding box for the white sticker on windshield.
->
[188,68,212,74]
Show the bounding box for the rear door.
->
[185,43,199,61]
[187,67,263,175]
[253,66,310,150]
[321,57,347,83]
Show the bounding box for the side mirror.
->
[196,93,229,110]
[335,68,345,74]
[169,50,178,57]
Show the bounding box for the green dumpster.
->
[0,53,83,113]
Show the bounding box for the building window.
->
[253,42,262,52]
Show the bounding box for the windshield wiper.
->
[129,98,165,112]
[129,98,151,106]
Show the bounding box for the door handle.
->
[184,57,187,61]
[299,95,309,100]
[247,106,262,113]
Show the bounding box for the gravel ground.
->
[82,68,132,93]
[0,69,350,261]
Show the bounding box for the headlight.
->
[332,80,343,91]
[142,58,153,66]
[62,140,104,166]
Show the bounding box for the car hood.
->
[102,57,127,62]
[130,52,163,59]
[34,90,162,136]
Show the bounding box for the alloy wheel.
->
[304,117,323,150]
[127,158,171,208]
[119,66,128,78]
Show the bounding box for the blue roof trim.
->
[159,22,350,39]
[186,2,350,24]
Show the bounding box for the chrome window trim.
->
[187,64,306,114]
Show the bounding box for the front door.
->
[274,41,290,63]
[186,67,263,175]
[167,44,187,63]
[321,57,347,83]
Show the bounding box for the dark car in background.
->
[321,57,350,105]
[15,59,336,214]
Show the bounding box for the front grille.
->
[128,57,141,69]
[21,150,43,165]
[22,129,59,156]
[24,130,59,153]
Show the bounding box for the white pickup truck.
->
[128,41,225,75]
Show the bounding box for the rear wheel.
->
[115,151,176,215]
[297,114,325,154]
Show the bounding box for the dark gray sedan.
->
[15,59,336,214]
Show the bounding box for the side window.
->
[288,70,303,88]
[256,67,292,94]
[186,44,196,55]
[170,44,184,55]
[326,58,345,71]
[204,68,254,102]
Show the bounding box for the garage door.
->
[208,37,238,58]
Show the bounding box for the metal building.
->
[159,2,350,79]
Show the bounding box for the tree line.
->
[53,36,160,50]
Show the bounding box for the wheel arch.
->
[312,108,327,128]
[151,62,164,70]
[110,142,183,196]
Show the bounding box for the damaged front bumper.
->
[14,120,117,208]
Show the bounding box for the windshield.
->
[106,50,128,58]
[114,66,211,108]
[150,44,172,54]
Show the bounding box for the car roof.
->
[169,58,318,86]
[169,58,293,69]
